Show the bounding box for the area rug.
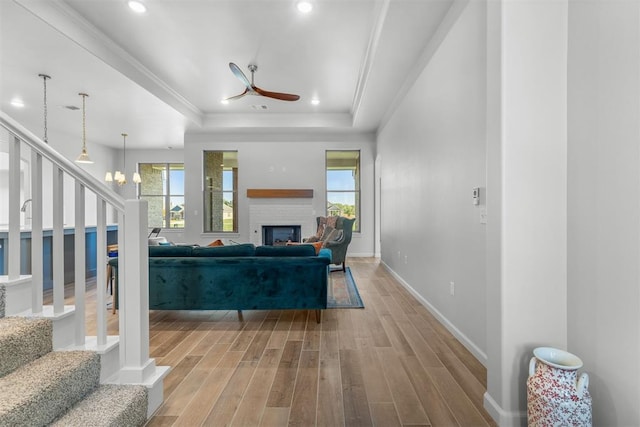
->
[327,267,364,309]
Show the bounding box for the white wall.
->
[567,1,640,424]
[485,2,569,424]
[132,133,377,255]
[377,1,487,360]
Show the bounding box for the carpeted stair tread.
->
[50,384,148,427]
[0,350,100,427]
[0,317,52,378]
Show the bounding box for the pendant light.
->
[75,92,93,164]
[105,133,141,185]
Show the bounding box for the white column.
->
[484,1,568,425]
[119,199,156,382]
[8,136,20,280]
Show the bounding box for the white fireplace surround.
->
[248,198,316,246]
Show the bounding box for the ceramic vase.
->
[527,347,592,426]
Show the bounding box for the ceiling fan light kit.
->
[225,62,300,103]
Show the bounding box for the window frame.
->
[137,163,185,229]
[325,150,360,232]
[203,150,238,233]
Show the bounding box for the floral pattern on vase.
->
[527,347,592,426]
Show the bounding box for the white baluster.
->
[52,166,64,314]
[96,198,107,346]
[74,182,86,344]
[8,136,20,280]
[31,151,43,314]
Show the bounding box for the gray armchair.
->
[320,216,355,272]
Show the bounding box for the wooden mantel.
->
[246,189,314,198]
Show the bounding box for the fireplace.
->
[262,225,301,246]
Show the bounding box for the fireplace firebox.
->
[262,225,301,246]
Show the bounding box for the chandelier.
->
[105,133,141,185]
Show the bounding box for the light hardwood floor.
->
[51,257,497,426]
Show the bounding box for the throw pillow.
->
[207,239,224,247]
[308,241,323,254]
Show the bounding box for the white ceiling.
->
[1,0,454,149]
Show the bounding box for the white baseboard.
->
[484,392,527,427]
[381,261,488,366]
[346,252,375,257]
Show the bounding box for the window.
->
[138,163,185,228]
[326,150,360,231]
[204,151,238,233]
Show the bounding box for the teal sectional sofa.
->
[109,243,331,322]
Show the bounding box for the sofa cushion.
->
[149,245,193,257]
[192,243,256,257]
[255,245,316,257]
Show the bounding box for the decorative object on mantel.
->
[527,346,592,426]
[246,189,313,198]
[105,133,141,185]
[75,93,94,164]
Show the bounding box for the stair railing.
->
[0,111,157,387]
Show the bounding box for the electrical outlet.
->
[397,250,401,258]
[404,255,408,264]
[450,281,455,296]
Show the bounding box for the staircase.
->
[0,315,148,426]
[0,112,169,423]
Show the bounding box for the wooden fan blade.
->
[229,62,252,89]
[253,86,300,101]
[224,88,249,101]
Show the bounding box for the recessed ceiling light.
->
[220,99,230,105]
[128,1,146,13]
[10,98,24,108]
[296,1,313,13]
[311,98,320,105]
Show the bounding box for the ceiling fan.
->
[225,62,300,102]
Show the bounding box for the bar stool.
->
[106,244,118,313]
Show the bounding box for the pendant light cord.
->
[80,93,88,150]
[39,74,51,144]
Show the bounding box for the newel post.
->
[119,199,156,382]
